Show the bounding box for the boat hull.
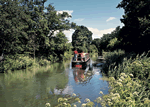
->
[72,58,90,69]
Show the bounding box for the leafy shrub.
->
[38,59,51,66]
[3,55,34,72]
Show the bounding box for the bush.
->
[97,73,150,107]
[3,55,34,72]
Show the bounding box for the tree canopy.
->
[72,25,92,51]
[116,0,150,53]
[0,0,76,62]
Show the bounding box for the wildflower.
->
[109,77,115,81]
[120,73,127,77]
[108,101,113,105]
[111,97,118,100]
[72,93,76,97]
[129,74,133,77]
[133,91,138,96]
[84,98,90,102]
[120,73,126,76]
[81,103,86,107]
[120,76,125,80]
[78,100,81,103]
[45,103,51,107]
[118,79,122,82]
[114,93,120,98]
[73,104,77,107]
[116,81,122,86]
[96,97,101,103]
[99,91,103,94]
[107,98,111,101]
[58,98,63,102]
[64,98,68,101]
[63,102,67,105]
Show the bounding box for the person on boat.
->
[81,51,86,62]
[73,49,78,61]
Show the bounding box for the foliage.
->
[45,93,95,107]
[102,49,127,76]
[107,37,120,50]
[116,0,150,53]
[97,73,150,107]
[0,0,75,72]
[2,54,34,72]
[88,44,98,53]
[72,26,92,49]
[91,39,101,55]
[101,50,150,106]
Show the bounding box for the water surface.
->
[0,59,109,107]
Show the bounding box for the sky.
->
[44,0,125,42]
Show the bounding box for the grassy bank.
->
[0,52,72,73]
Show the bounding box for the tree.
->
[72,25,92,48]
[117,0,150,53]
[0,0,29,54]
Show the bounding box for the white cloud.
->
[57,10,73,20]
[57,10,73,16]
[74,18,84,22]
[53,27,115,42]
[87,27,116,39]
[106,17,116,22]
[53,29,75,43]
[63,29,75,42]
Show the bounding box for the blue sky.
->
[44,0,124,42]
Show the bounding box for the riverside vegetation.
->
[1,0,150,106]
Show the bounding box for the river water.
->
[0,59,109,107]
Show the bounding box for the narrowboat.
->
[72,53,90,69]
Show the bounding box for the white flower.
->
[120,73,127,77]
[129,74,133,77]
[108,101,113,105]
[63,102,67,105]
[118,79,122,82]
[109,77,115,81]
[116,82,122,86]
[64,98,68,101]
[120,73,126,76]
[96,97,102,102]
[78,100,81,103]
[107,98,111,101]
[111,97,118,100]
[99,91,103,94]
[120,76,125,80]
[81,103,86,107]
[73,104,77,107]
[45,103,51,107]
[72,93,76,97]
[133,91,138,96]
[114,93,120,98]
[84,98,90,102]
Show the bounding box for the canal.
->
[0,58,109,107]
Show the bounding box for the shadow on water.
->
[0,59,109,107]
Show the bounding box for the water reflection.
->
[0,59,109,107]
[73,68,93,85]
